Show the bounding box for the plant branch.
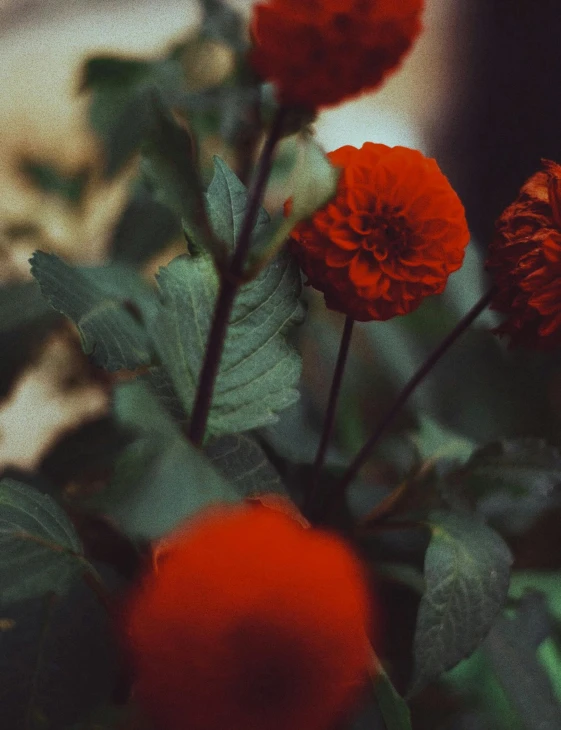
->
[329,287,496,510]
[188,107,287,446]
[304,315,354,515]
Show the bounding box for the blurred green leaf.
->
[0,281,53,333]
[20,160,89,207]
[82,54,184,177]
[0,479,94,603]
[413,415,476,465]
[142,100,221,257]
[248,132,339,273]
[198,0,246,51]
[30,252,158,372]
[411,511,512,693]
[483,592,561,730]
[460,438,561,498]
[97,381,239,540]
[372,661,412,730]
[205,433,288,496]
[1,578,118,728]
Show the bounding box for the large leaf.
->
[0,478,93,603]
[411,511,512,693]
[151,251,304,437]
[0,576,118,729]
[30,252,158,372]
[206,433,288,496]
[95,381,240,540]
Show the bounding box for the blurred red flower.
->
[288,143,470,321]
[250,0,424,109]
[121,504,371,730]
[486,159,561,348]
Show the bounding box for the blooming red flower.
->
[121,504,372,730]
[486,159,561,348]
[288,143,470,321]
[250,0,424,109]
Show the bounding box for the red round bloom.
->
[121,504,371,730]
[486,159,561,348]
[288,143,470,321]
[250,0,424,109]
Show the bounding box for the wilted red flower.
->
[288,143,470,321]
[486,160,561,348]
[121,504,371,730]
[250,0,424,109]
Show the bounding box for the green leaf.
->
[372,662,412,730]
[248,132,339,274]
[0,281,54,333]
[206,433,288,496]
[461,438,561,498]
[205,155,270,248]
[1,580,118,728]
[483,592,561,730]
[82,54,184,177]
[411,511,512,693]
[142,100,222,257]
[30,252,158,372]
[97,381,240,539]
[20,160,89,207]
[198,0,246,51]
[150,249,304,438]
[0,479,92,602]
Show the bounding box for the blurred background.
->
[2,1,561,729]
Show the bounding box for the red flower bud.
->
[121,504,372,730]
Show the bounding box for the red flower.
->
[121,504,372,730]
[288,143,470,321]
[486,160,561,348]
[250,0,424,109]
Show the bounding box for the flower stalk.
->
[324,287,496,516]
[188,107,287,446]
[305,315,354,515]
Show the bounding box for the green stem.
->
[328,287,496,513]
[305,315,354,516]
[188,107,287,446]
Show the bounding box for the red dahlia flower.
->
[486,159,561,348]
[121,504,371,730]
[250,0,424,109]
[288,143,470,321]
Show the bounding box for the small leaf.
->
[0,479,92,602]
[205,155,269,248]
[150,249,304,438]
[483,592,561,730]
[371,661,412,730]
[411,511,512,693]
[206,433,288,496]
[20,160,89,207]
[461,438,561,498]
[198,0,246,51]
[97,381,240,540]
[30,252,158,372]
[248,132,339,273]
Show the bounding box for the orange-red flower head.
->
[250,0,424,110]
[288,143,470,321]
[486,159,561,348]
[121,504,372,730]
